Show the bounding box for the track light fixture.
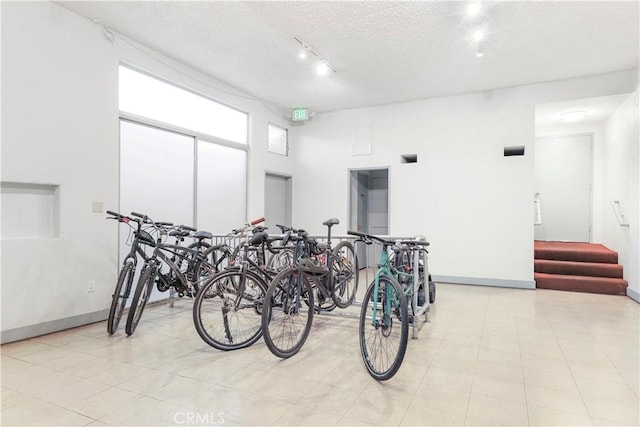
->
[293,36,336,75]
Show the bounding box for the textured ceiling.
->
[57,1,639,113]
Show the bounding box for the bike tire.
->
[107,259,135,335]
[359,276,408,381]
[429,274,436,304]
[192,268,267,351]
[331,240,359,308]
[125,265,155,336]
[262,267,314,358]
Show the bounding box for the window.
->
[268,123,288,156]
[119,65,248,144]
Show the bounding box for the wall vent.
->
[401,154,418,163]
[504,146,525,156]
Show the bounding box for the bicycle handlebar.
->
[250,217,266,225]
[231,217,267,234]
[347,230,394,246]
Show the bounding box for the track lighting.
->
[293,36,336,76]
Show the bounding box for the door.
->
[534,134,592,242]
[349,169,389,267]
[265,173,291,230]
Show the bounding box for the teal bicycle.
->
[348,230,430,380]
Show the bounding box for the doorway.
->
[265,173,292,230]
[349,168,389,266]
[534,134,593,242]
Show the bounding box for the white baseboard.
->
[627,288,640,303]
[432,275,536,290]
[1,309,109,344]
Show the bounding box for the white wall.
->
[602,91,640,300]
[1,1,293,341]
[291,71,637,288]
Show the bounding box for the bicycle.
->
[124,212,220,336]
[261,218,359,358]
[192,217,290,351]
[106,210,168,335]
[347,230,429,380]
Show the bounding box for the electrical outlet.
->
[88,280,96,293]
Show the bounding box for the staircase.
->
[534,241,628,295]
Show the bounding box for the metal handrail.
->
[611,200,630,227]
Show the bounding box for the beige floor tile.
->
[568,360,627,382]
[2,284,638,427]
[473,361,523,384]
[335,416,372,426]
[0,341,56,358]
[422,367,474,394]
[297,383,360,416]
[224,394,296,425]
[39,378,111,408]
[471,376,526,403]
[0,396,62,425]
[582,394,640,425]
[275,406,342,426]
[99,396,180,426]
[525,384,589,415]
[523,367,579,393]
[343,391,411,426]
[65,386,144,420]
[527,404,594,426]
[466,393,528,426]
[464,415,503,426]
[574,375,639,402]
[592,417,640,426]
[400,401,466,426]
[413,383,470,414]
[27,405,95,426]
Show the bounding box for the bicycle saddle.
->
[249,231,268,246]
[322,218,339,227]
[193,230,213,240]
[297,258,329,277]
[169,229,190,238]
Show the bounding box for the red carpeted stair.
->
[534,241,628,295]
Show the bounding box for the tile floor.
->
[2,282,639,426]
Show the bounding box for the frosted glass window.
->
[119,66,248,144]
[120,121,195,303]
[197,141,247,234]
[268,124,288,156]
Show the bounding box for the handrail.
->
[534,193,542,225]
[610,200,630,227]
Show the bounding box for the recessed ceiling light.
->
[467,2,481,16]
[476,45,484,58]
[316,61,330,76]
[298,48,308,59]
[473,29,484,42]
[560,111,587,122]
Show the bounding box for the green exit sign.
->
[292,108,308,122]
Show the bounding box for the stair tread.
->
[534,241,618,264]
[534,259,624,278]
[534,272,627,283]
[535,272,628,296]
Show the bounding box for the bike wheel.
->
[193,269,267,351]
[359,276,408,381]
[107,259,135,334]
[331,241,359,308]
[262,268,314,358]
[125,265,155,336]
